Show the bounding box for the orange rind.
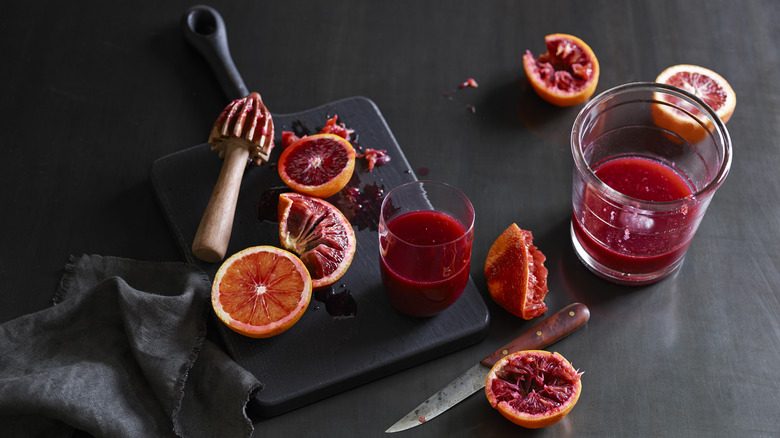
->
[484,224,548,319]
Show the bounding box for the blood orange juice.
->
[380,211,472,317]
[570,83,731,284]
[379,181,475,317]
[572,156,697,276]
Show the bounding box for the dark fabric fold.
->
[0,254,261,438]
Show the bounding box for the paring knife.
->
[385,302,590,433]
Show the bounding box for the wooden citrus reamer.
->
[191,92,274,263]
[181,5,275,263]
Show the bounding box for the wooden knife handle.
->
[191,146,249,263]
[480,302,590,367]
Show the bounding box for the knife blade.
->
[385,302,590,433]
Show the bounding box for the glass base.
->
[570,223,684,286]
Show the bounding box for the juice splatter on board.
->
[313,284,357,319]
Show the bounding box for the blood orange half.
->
[484,223,548,319]
[651,65,736,144]
[656,64,736,123]
[211,246,312,338]
[523,33,600,107]
[278,192,356,289]
[278,133,356,199]
[485,350,582,429]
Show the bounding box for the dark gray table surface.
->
[1,1,777,437]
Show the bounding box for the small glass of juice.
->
[570,82,732,285]
[379,180,475,317]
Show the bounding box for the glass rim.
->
[570,82,733,210]
[380,179,475,248]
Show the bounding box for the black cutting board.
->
[150,96,489,417]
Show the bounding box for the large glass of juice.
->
[379,180,475,317]
[570,82,732,285]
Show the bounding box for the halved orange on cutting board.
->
[212,245,312,338]
[278,192,356,289]
[278,133,356,198]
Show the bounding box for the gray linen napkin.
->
[0,254,261,438]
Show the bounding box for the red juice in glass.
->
[380,211,472,317]
[379,181,474,317]
[595,157,693,203]
[572,156,696,275]
[570,83,731,284]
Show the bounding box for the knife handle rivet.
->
[536,330,542,337]
[569,311,576,316]
[502,349,508,355]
